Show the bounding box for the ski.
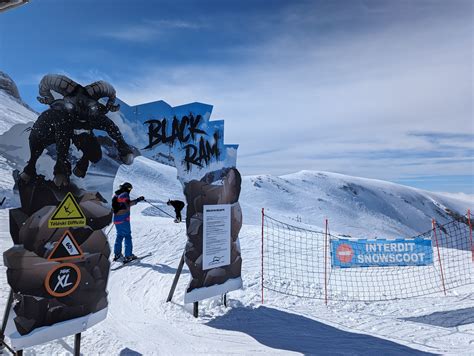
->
[110,253,153,271]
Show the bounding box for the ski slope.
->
[1,157,473,355]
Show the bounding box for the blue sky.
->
[0,0,472,193]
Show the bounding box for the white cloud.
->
[110,5,472,185]
[100,19,206,42]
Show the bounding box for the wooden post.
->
[74,333,81,356]
[468,209,473,263]
[261,208,264,305]
[324,218,329,306]
[432,219,447,295]
[193,302,198,318]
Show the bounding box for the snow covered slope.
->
[0,74,36,135]
[241,170,472,237]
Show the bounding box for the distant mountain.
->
[240,170,472,237]
[0,71,20,100]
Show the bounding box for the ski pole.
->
[105,224,114,236]
[143,199,183,221]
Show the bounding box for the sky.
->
[0,0,472,193]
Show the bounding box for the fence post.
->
[324,218,329,306]
[468,209,473,263]
[261,208,264,304]
[432,219,447,295]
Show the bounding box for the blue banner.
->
[331,238,433,268]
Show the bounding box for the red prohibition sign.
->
[336,244,354,263]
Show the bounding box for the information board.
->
[203,204,231,270]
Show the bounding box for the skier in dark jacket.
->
[112,182,145,263]
[167,199,185,223]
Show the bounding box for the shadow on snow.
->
[207,306,435,355]
[403,306,474,328]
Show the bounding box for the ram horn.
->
[84,80,119,111]
[37,74,78,104]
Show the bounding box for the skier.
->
[167,199,185,223]
[112,182,145,263]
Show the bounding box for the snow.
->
[0,157,473,355]
[0,90,36,135]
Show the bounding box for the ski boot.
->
[123,254,138,264]
[113,253,123,262]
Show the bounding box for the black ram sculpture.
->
[21,74,134,186]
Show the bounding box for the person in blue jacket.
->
[112,182,145,263]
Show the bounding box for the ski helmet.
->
[120,182,133,191]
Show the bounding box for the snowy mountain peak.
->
[0,71,21,100]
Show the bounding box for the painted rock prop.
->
[3,175,111,335]
[183,168,243,293]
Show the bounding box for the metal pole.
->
[223,294,227,307]
[166,252,185,302]
[324,218,328,306]
[193,302,198,318]
[432,219,447,295]
[261,208,264,305]
[74,333,81,356]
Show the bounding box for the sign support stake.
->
[74,333,81,356]
[0,289,14,354]
[166,250,185,303]
[1,289,13,340]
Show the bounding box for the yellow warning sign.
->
[48,192,86,228]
